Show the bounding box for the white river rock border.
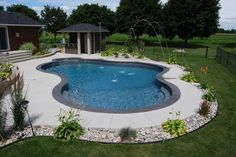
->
[0,99,218,147]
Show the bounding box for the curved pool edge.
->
[36,57,181,114]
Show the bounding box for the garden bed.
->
[0,66,19,94]
[0,99,218,147]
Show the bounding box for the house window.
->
[16,32,20,38]
[0,27,8,51]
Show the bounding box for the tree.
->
[41,5,67,41]
[7,4,39,21]
[0,6,4,11]
[161,3,177,40]
[195,0,220,39]
[116,0,163,40]
[163,0,220,45]
[168,0,199,45]
[68,4,115,33]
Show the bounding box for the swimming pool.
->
[38,58,180,113]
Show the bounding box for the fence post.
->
[219,48,222,63]
[205,46,209,58]
[226,52,230,67]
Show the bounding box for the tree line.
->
[0,0,221,45]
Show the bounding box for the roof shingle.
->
[58,23,109,33]
[0,11,43,26]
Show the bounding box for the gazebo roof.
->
[58,23,109,33]
[0,11,43,27]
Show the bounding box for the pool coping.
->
[36,58,181,114]
[10,53,205,129]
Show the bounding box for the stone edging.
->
[0,98,218,147]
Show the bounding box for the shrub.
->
[200,83,209,90]
[162,111,186,137]
[101,48,116,57]
[113,52,119,58]
[121,50,129,58]
[181,73,197,83]
[131,50,144,59]
[54,109,84,140]
[34,48,48,56]
[202,88,216,102]
[167,55,177,64]
[10,74,26,131]
[184,64,192,72]
[119,127,137,142]
[138,40,145,51]
[118,48,128,54]
[137,52,144,59]
[123,53,129,58]
[126,40,135,53]
[0,63,13,80]
[0,94,7,141]
[19,42,36,52]
[198,101,211,117]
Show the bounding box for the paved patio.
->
[7,53,203,129]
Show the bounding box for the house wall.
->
[8,26,40,50]
[0,27,8,51]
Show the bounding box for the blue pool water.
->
[44,60,171,112]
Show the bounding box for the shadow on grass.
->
[222,43,236,48]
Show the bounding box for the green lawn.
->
[106,33,236,50]
[1,34,236,157]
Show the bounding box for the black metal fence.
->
[216,47,236,74]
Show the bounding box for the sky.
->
[0,0,235,30]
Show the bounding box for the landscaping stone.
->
[0,100,218,147]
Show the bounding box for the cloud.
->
[37,0,120,11]
[32,6,43,12]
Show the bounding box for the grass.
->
[107,33,236,50]
[39,32,69,44]
[1,33,236,157]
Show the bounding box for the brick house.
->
[0,11,43,51]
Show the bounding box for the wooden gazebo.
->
[58,23,109,54]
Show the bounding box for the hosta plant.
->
[162,111,187,137]
[167,55,177,64]
[202,88,216,102]
[181,73,197,83]
[54,109,84,140]
[122,52,129,58]
[200,83,209,90]
[113,52,119,58]
[184,64,192,72]
[101,48,116,56]
[0,63,13,80]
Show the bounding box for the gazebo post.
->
[87,32,92,54]
[62,33,66,53]
[77,32,81,54]
[93,32,96,53]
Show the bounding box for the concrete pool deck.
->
[11,53,203,129]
